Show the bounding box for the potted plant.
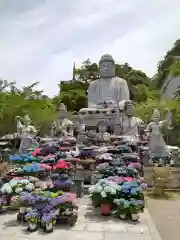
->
[18,192,36,222]
[25,209,40,232]
[101,197,111,216]
[130,199,139,221]
[0,197,4,212]
[137,199,145,212]
[60,202,74,215]
[100,188,113,216]
[89,185,103,207]
[113,198,130,220]
[90,192,101,207]
[41,211,57,233]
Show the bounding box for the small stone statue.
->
[145,108,172,155]
[118,100,143,141]
[51,121,57,137]
[16,115,37,153]
[51,103,75,137]
[88,54,130,107]
[77,124,86,144]
[61,118,75,136]
[97,120,110,142]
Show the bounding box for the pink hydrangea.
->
[40,164,52,170]
[128,162,141,169]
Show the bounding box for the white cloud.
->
[0,0,180,96]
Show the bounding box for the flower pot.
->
[131,213,139,221]
[28,223,37,232]
[26,207,33,213]
[20,207,26,214]
[17,212,25,222]
[119,213,126,220]
[4,195,11,206]
[44,222,53,233]
[101,204,111,216]
[54,209,60,215]
[92,198,100,207]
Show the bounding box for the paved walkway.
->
[147,199,180,240]
[0,196,161,240]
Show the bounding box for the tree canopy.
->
[1,39,180,144]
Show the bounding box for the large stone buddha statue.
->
[88,54,130,107]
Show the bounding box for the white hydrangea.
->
[104,185,117,195]
[15,187,23,193]
[26,183,35,191]
[89,185,102,193]
[113,199,121,206]
[98,179,107,185]
[108,183,122,191]
[9,180,18,188]
[1,183,12,194]
[110,188,117,195]
[20,179,30,185]
[100,191,107,198]
[89,186,96,194]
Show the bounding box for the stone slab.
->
[104,232,153,240]
[1,196,162,240]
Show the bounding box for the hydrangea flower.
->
[104,186,116,195]
[100,191,107,198]
[89,185,102,194]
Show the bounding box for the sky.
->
[0,0,180,96]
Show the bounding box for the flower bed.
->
[89,152,147,221]
[89,177,147,220]
[0,140,80,234]
[18,191,78,232]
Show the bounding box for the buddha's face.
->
[99,61,115,78]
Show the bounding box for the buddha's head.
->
[99,54,115,78]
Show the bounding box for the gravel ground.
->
[146,199,180,240]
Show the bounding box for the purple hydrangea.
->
[19,192,36,205]
[25,209,40,221]
[41,210,56,223]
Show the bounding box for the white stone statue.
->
[117,100,143,141]
[77,124,86,144]
[61,118,74,136]
[51,121,57,137]
[87,54,130,107]
[145,108,172,155]
[51,103,74,137]
[16,115,37,153]
[97,120,110,142]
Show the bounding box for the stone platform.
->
[0,196,161,240]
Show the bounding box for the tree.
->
[155,39,180,88]
[0,81,56,136]
[55,59,156,111]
